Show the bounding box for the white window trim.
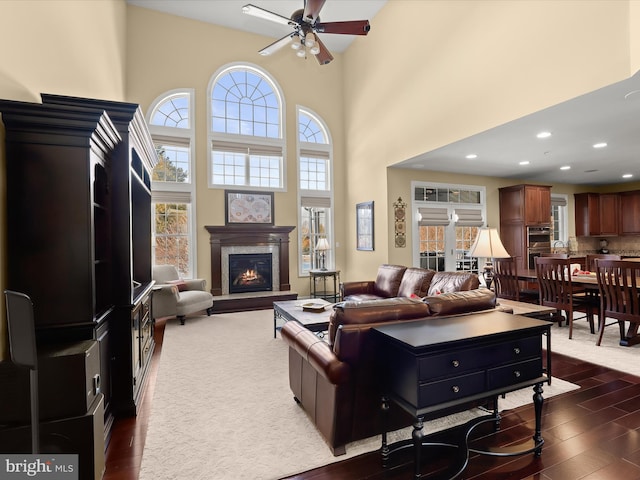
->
[296,106,334,276]
[207,62,287,192]
[552,193,569,245]
[147,88,198,277]
[411,180,486,271]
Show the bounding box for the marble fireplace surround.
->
[205,225,295,297]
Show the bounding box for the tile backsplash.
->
[572,236,640,257]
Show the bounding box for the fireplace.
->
[205,225,297,313]
[229,253,273,294]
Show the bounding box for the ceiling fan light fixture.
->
[291,38,302,50]
[296,49,306,58]
[309,44,320,55]
[305,32,316,48]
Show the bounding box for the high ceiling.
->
[128,0,640,186]
[127,0,387,53]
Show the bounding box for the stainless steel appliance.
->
[527,226,552,269]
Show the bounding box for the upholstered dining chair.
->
[595,259,640,346]
[535,257,595,338]
[493,257,537,303]
[152,265,214,325]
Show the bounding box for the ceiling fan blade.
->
[314,36,334,65]
[316,20,371,35]
[303,0,326,23]
[258,32,296,56]
[242,4,296,27]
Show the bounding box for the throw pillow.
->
[167,279,187,291]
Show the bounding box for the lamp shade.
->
[469,228,511,259]
[315,238,330,251]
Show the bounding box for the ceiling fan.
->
[242,0,371,65]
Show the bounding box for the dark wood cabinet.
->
[574,192,620,237]
[524,185,552,225]
[0,94,156,443]
[40,94,157,418]
[574,193,599,237]
[620,191,640,235]
[499,184,551,273]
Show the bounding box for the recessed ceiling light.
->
[465,154,478,159]
[623,173,633,178]
[519,160,530,165]
[536,131,552,139]
[593,142,608,149]
[560,165,571,170]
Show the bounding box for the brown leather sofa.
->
[280,288,497,456]
[341,264,480,302]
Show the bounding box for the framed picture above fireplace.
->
[225,190,274,225]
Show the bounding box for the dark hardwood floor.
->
[103,319,640,479]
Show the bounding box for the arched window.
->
[297,107,333,275]
[209,64,285,189]
[147,89,196,277]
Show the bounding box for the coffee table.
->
[273,299,333,338]
[495,298,556,319]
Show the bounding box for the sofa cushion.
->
[372,264,407,298]
[427,271,480,296]
[397,268,436,298]
[423,289,496,316]
[328,297,429,345]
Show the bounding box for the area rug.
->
[549,317,640,376]
[139,310,578,480]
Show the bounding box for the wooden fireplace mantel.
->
[205,225,296,296]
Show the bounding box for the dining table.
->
[518,267,640,347]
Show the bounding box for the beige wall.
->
[0,0,128,359]
[125,6,346,295]
[1,1,639,357]
[343,0,638,280]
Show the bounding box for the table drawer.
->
[418,335,541,381]
[418,347,486,380]
[418,371,485,407]
[487,358,542,390]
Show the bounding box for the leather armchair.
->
[152,265,214,325]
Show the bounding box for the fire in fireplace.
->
[229,253,273,294]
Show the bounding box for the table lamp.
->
[469,227,511,289]
[315,237,330,271]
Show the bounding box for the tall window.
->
[209,64,285,190]
[148,90,196,278]
[297,107,333,275]
[413,183,485,273]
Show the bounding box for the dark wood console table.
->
[373,311,551,479]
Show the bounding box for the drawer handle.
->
[452,386,460,393]
[451,360,460,367]
[513,347,521,355]
[514,370,521,378]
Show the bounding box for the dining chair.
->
[581,254,622,314]
[585,254,621,271]
[540,253,569,258]
[595,259,640,346]
[535,257,595,338]
[493,257,537,303]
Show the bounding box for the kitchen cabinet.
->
[525,185,552,225]
[574,192,620,237]
[620,191,640,235]
[499,184,551,273]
